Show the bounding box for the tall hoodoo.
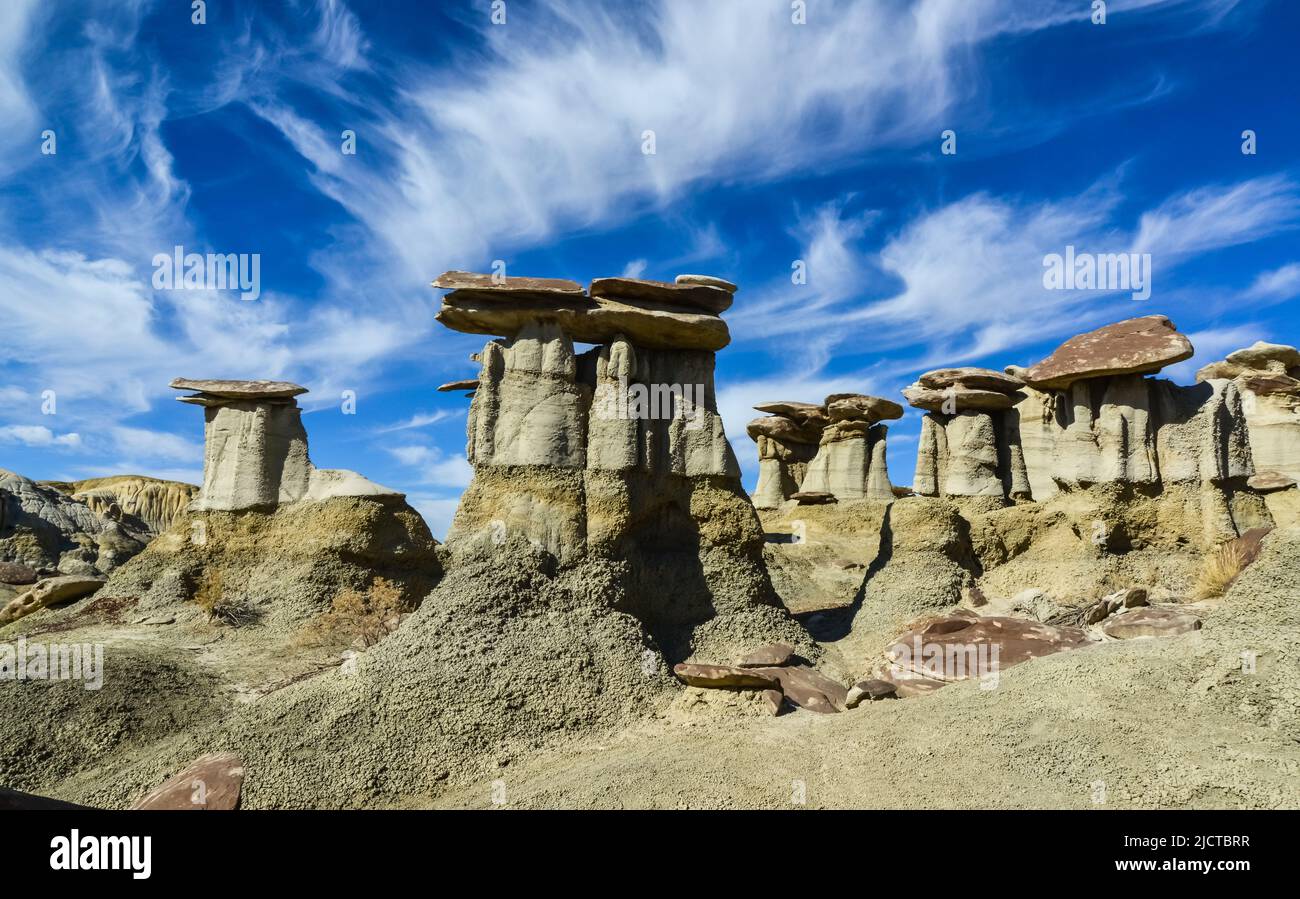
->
[800,394,900,502]
[747,401,826,508]
[433,271,805,659]
[903,368,1028,501]
[171,378,399,510]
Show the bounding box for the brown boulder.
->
[0,562,38,585]
[130,753,245,810]
[1102,607,1202,639]
[589,276,733,314]
[1023,315,1193,390]
[761,689,784,716]
[737,642,797,667]
[672,663,781,690]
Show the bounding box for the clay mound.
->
[68,544,680,809]
[101,494,442,630]
[1,469,148,575]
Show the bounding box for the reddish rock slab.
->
[1248,471,1297,493]
[672,663,780,690]
[824,393,904,423]
[432,270,585,298]
[737,642,797,667]
[437,379,479,393]
[169,378,307,400]
[880,672,949,698]
[1023,315,1194,390]
[131,753,245,810]
[917,367,1024,393]
[761,688,784,716]
[746,415,824,446]
[1102,607,1202,639]
[885,614,1092,682]
[749,665,848,713]
[589,276,732,314]
[675,274,738,294]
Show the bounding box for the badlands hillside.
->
[1,272,1297,809]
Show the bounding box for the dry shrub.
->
[295,577,411,649]
[1193,542,1249,600]
[193,569,224,616]
[192,569,259,626]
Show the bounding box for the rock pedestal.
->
[435,272,806,660]
[171,379,399,511]
[904,368,1028,500]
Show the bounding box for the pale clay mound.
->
[2,310,1299,809]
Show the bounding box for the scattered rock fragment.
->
[737,642,796,667]
[1248,471,1296,493]
[749,665,848,713]
[0,562,38,585]
[0,575,105,625]
[672,663,781,690]
[846,679,898,708]
[130,752,245,810]
[1102,607,1202,639]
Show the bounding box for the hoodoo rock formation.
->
[171,378,398,510]
[1197,340,1300,526]
[749,395,899,508]
[96,379,441,627]
[904,368,1028,501]
[434,271,807,659]
[1011,316,1264,544]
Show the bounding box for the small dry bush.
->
[1192,541,1249,600]
[295,577,411,649]
[192,569,259,626]
[193,569,224,617]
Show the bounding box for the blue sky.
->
[0,0,1297,536]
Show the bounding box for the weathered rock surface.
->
[0,575,104,625]
[1102,606,1202,639]
[589,276,733,314]
[53,476,197,536]
[0,562,38,585]
[903,385,1019,412]
[130,753,245,810]
[746,415,823,445]
[432,270,585,298]
[747,665,848,713]
[437,379,479,393]
[825,393,904,423]
[791,491,836,505]
[1196,340,1300,486]
[919,367,1025,393]
[884,614,1092,683]
[753,401,829,427]
[170,378,308,400]
[1023,315,1194,390]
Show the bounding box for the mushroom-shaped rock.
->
[824,393,904,423]
[589,276,732,314]
[1023,315,1193,390]
[1225,341,1300,371]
